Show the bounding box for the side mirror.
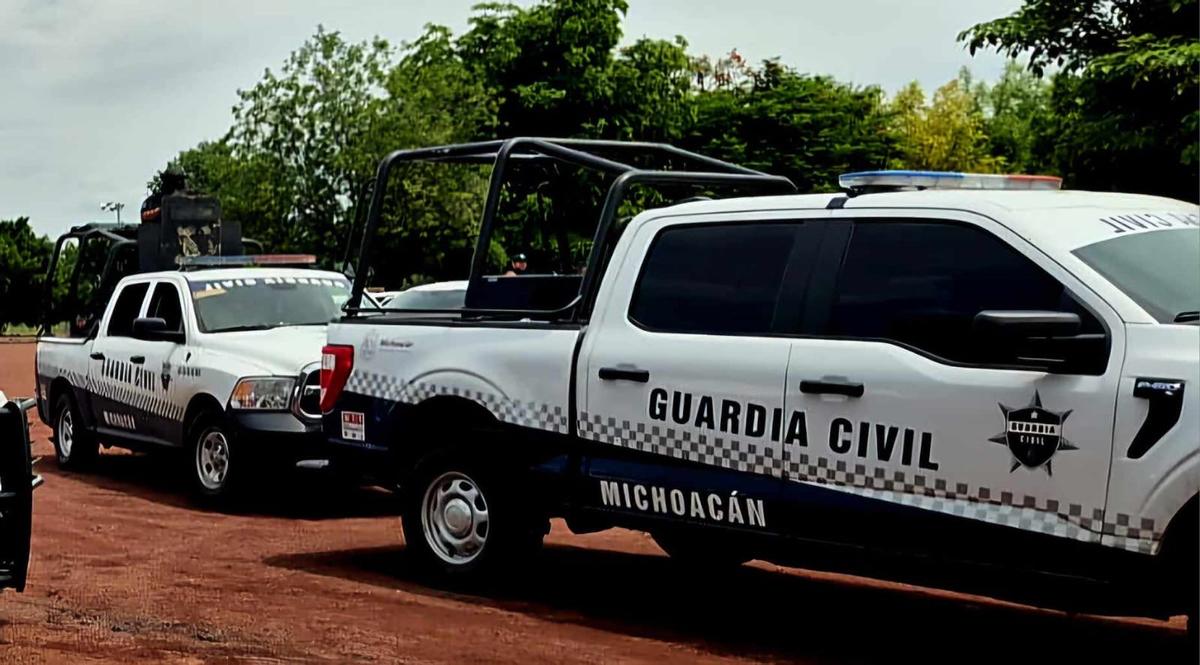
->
[973,310,1105,374]
[132,317,184,344]
[973,310,1081,339]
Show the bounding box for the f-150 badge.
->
[989,391,1076,475]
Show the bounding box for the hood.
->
[200,325,327,376]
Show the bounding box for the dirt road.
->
[0,342,1189,663]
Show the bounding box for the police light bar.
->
[180,254,318,268]
[839,170,1062,192]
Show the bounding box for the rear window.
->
[1073,229,1200,323]
[629,223,804,335]
[106,282,149,337]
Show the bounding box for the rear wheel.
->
[52,392,97,469]
[401,455,542,580]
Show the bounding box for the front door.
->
[580,215,825,533]
[88,280,152,439]
[781,213,1122,557]
[137,280,188,444]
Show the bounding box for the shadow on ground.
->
[264,542,1191,665]
[41,448,398,519]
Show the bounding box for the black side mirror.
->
[132,317,184,344]
[973,310,1081,338]
[974,310,1105,373]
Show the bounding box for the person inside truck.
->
[504,252,529,276]
[140,164,188,223]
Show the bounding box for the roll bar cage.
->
[345,137,797,321]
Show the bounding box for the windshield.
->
[385,287,466,310]
[1073,229,1200,323]
[189,275,352,332]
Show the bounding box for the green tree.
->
[688,61,896,193]
[961,0,1199,199]
[968,62,1055,174]
[888,77,999,172]
[0,218,53,331]
[160,26,494,286]
[458,0,684,140]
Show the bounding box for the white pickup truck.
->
[322,140,1199,626]
[36,264,353,498]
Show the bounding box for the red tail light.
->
[319,344,354,413]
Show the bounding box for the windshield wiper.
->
[1173,311,1200,323]
[208,323,278,333]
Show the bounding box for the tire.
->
[401,455,543,581]
[187,411,243,501]
[652,529,751,569]
[52,392,98,469]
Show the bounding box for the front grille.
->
[296,369,321,420]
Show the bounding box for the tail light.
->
[319,344,354,413]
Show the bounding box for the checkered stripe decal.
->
[579,412,780,476]
[579,411,1161,553]
[1104,515,1161,554]
[344,371,569,435]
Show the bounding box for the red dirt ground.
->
[0,341,1190,663]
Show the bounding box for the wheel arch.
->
[182,393,226,437]
[48,376,91,430]
[393,395,501,490]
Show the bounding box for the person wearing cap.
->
[504,252,529,276]
[140,164,188,223]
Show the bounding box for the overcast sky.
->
[1,0,1020,238]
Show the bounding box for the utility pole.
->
[101,201,125,224]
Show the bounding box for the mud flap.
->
[0,396,38,592]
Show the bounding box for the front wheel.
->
[52,392,97,469]
[188,413,242,500]
[401,458,542,580]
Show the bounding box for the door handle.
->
[800,379,864,398]
[599,367,650,383]
[130,355,146,365]
[89,352,105,361]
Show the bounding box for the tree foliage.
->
[961,0,1199,199]
[888,77,999,173]
[0,217,53,331]
[689,61,896,192]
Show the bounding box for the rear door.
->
[579,212,825,533]
[781,211,1122,558]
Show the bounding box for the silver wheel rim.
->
[420,471,489,565]
[57,408,74,458]
[195,429,230,490]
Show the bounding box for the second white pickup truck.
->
[36,262,352,498]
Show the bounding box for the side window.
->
[828,221,1102,364]
[147,282,184,334]
[630,223,804,335]
[106,283,149,338]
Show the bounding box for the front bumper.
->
[227,411,328,468]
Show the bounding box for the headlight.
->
[229,377,296,410]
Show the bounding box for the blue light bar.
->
[839,170,1062,191]
[179,254,317,268]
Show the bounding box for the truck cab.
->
[321,141,1198,626]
